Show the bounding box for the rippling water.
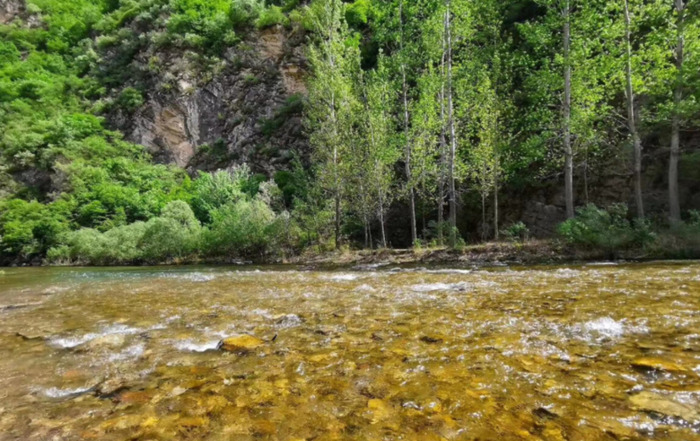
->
[0,263,699,440]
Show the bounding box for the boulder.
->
[631,358,690,374]
[630,391,700,421]
[218,334,264,353]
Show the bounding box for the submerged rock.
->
[629,391,700,421]
[631,358,690,374]
[218,335,264,352]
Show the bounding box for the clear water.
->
[0,263,699,440]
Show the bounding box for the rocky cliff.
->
[108,25,308,175]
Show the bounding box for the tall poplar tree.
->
[304,0,360,249]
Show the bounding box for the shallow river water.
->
[1,262,700,440]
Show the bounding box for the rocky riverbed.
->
[0,263,699,440]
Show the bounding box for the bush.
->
[648,213,700,259]
[557,204,655,253]
[190,168,247,222]
[116,87,144,112]
[140,201,201,262]
[0,199,70,262]
[203,198,277,257]
[54,222,148,265]
[500,222,530,242]
[345,0,372,28]
[256,6,289,29]
[230,0,264,28]
[50,201,201,265]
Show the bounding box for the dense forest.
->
[0,0,699,265]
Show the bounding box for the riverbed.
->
[0,263,699,440]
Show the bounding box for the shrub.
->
[50,201,201,265]
[167,0,234,53]
[345,0,372,28]
[202,198,277,257]
[557,204,655,253]
[140,201,201,262]
[648,213,700,259]
[256,6,289,29]
[500,222,530,242]
[190,168,247,223]
[0,199,70,262]
[230,0,264,28]
[53,222,148,265]
[116,87,144,112]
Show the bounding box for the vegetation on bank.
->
[1,0,699,265]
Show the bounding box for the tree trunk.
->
[378,189,387,248]
[400,0,418,245]
[445,1,458,247]
[669,0,684,224]
[493,172,499,241]
[583,152,589,204]
[563,0,574,219]
[624,0,644,219]
[327,2,342,250]
[437,13,448,247]
[330,91,341,250]
[368,219,373,249]
[481,193,487,241]
[334,189,341,249]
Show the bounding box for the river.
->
[0,262,699,440]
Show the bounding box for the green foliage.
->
[230,0,264,28]
[501,222,530,242]
[116,87,144,112]
[0,199,70,262]
[558,204,655,252]
[50,200,201,265]
[689,210,700,227]
[53,222,148,265]
[190,168,247,223]
[256,6,289,29]
[167,0,236,52]
[345,0,372,28]
[140,201,201,262]
[3,0,700,263]
[202,198,276,257]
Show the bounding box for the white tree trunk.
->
[624,0,644,219]
[669,0,684,224]
[563,0,574,219]
[445,0,458,247]
[399,0,418,245]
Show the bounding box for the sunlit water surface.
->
[1,263,699,440]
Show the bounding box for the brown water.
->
[0,263,699,441]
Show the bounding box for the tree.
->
[623,0,645,219]
[304,0,360,249]
[361,56,398,248]
[563,0,574,219]
[669,0,685,224]
[445,0,460,245]
[398,0,418,246]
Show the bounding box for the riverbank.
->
[7,237,698,268]
[285,239,651,268]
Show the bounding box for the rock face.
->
[0,0,22,24]
[110,25,307,175]
[130,87,219,168]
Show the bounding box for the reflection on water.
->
[1,263,700,440]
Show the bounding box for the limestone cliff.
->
[108,25,308,176]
